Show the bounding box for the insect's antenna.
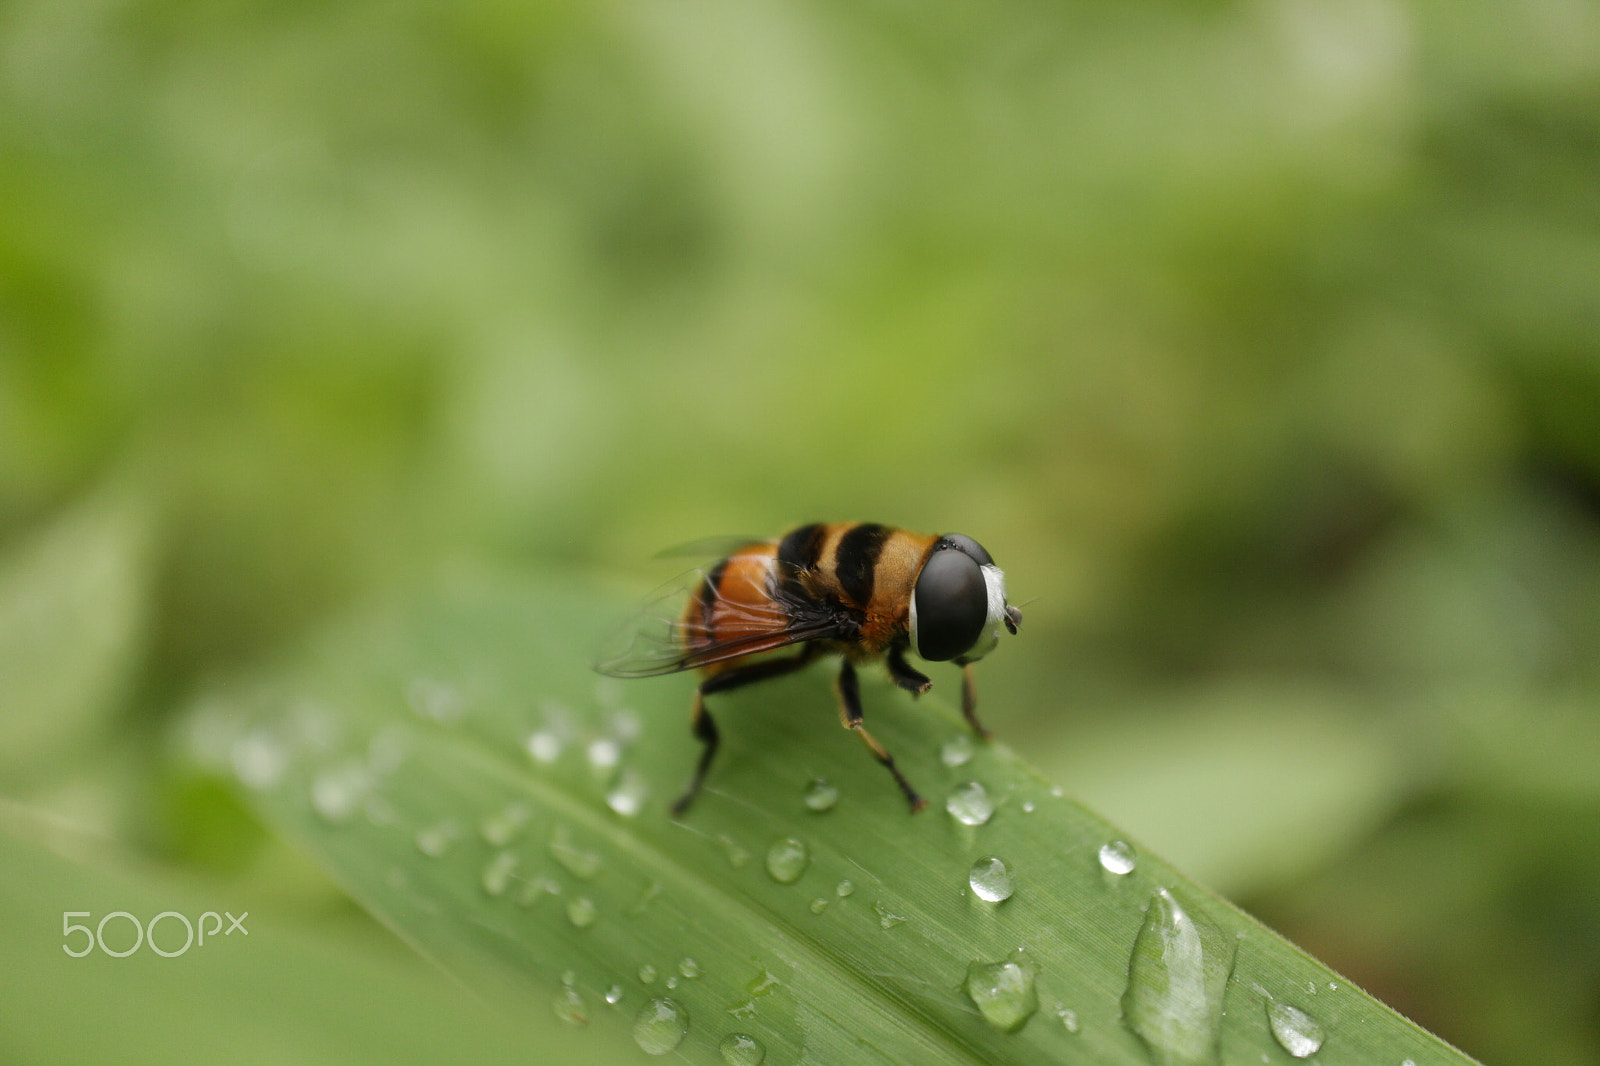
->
[1004,595,1037,634]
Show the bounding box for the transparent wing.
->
[594,559,845,678]
[652,535,766,561]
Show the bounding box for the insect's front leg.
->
[960,661,993,740]
[886,645,931,697]
[835,660,927,813]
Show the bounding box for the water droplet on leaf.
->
[553,984,588,1025]
[964,956,1039,1032]
[941,734,975,767]
[1099,840,1137,876]
[566,896,597,928]
[1267,1002,1325,1059]
[873,900,907,929]
[232,729,288,790]
[720,1032,766,1065]
[803,778,839,812]
[309,760,371,823]
[946,781,995,826]
[481,851,517,897]
[632,997,689,1055]
[969,856,1015,902]
[605,768,648,817]
[719,834,751,868]
[414,819,460,857]
[407,677,467,724]
[1122,888,1236,1066]
[480,801,530,846]
[526,730,562,763]
[765,837,811,884]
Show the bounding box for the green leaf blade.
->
[188,570,1478,1066]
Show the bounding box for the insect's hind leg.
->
[836,660,927,813]
[671,648,818,817]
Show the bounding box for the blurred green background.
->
[3,0,1599,1062]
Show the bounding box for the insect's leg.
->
[886,645,931,697]
[836,660,927,813]
[960,662,993,740]
[671,649,818,816]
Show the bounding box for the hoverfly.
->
[597,522,1021,815]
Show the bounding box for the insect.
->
[597,522,1022,815]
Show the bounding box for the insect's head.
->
[909,534,1020,664]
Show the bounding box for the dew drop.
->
[809,897,829,914]
[748,969,780,996]
[553,983,589,1025]
[606,985,624,1005]
[407,677,467,724]
[765,837,811,884]
[526,730,563,763]
[566,896,598,929]
[873,900,907,930]
[836,879,855,897]
[678,957,702,980]
[666,976,679,989]
[414,819,460,857]
[632,997,689,1055]
[1122,888,1236,1066]
[1267,1002,1325,1059]
[549,827,603,879]
[1056,1006,1081,1033]
[941,734,975,767]
[481,851,517,897]
[803,778,839,812]
[480,801,530,846]
[969,856,1015,903]
[946,781,995,826]
[587,737,622,771]
[232,729,289,790]
[1099,840,1137,876]
[515,875,560,908]
[720,1032,766,1066]
[719,834,751,868]
[309,760,371,823]
[606,768,648,817]
[639,964,658,984]
[964,956,1040,1033]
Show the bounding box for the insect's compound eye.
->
[937,533,993,567]
[913,548,989,661]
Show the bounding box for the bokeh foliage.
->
[2,1,1598,1063]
